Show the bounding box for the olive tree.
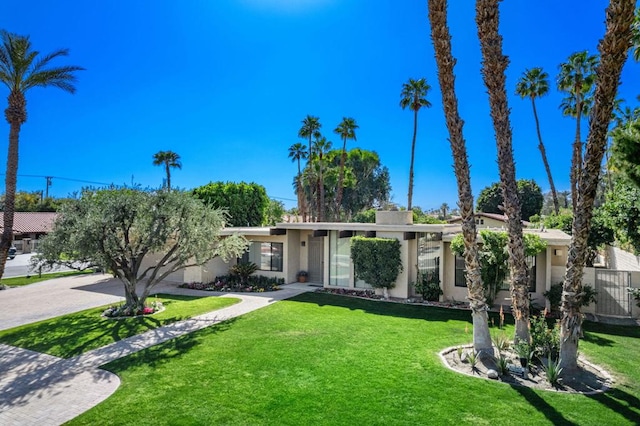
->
[35,188,247,311]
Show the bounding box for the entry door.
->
[308,236,324,285]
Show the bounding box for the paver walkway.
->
[0,275,310,425]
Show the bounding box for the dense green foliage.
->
[0,191,64,212]
[350,236,402,289]
[451,231,546,305]
[0,294,239,358]
[67,292,640,425]
[265,198,285,225]
[193,181,269,227]
[611,118,640,188]
[544,283,598,313]
[476,179,543,220]
[36,188,247,309]
[413,270,442,301]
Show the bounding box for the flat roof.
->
[220,222,571,245]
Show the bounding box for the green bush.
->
[544,283,598,313]
[413,270,442,301]
[350,236,402,291]
[230,262,258,284]
[530,315,560,360]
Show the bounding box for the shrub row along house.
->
[172,210,583,313]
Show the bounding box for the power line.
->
[16,174,112,186]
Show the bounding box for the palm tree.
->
[632,7,640,61]
[400,78,432,210]
[152,150,181,190]
[516,67,560,215]
[333,117,358,220]
[288,142,308,221]
[298,115,322,221]
[0,31,83,281]
[476,0,530,344]
[311,137,332,222]
[427,0,493,356]
[560,0,635,371]
[558,51,598,210]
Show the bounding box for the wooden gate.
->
[595,270,632,317]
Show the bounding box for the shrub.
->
[350,236,402,294]
[230,262,258,284]
[492,331,510,352]
[544,283,597,313]
[413,270,443,301]
[543,355,563,387]
[494,353,509,376]
[530,315,560,360]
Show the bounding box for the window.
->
[499,255,537,292]
[240,242,283,272]
[329,231,350,287]
[455,255,467,287]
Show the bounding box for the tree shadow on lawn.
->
[583,321,640,340]
[287,292,509,325]
[511,385,578,426]
[102,317,239,373]
[587,387,640,424]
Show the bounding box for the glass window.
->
[240,242,283,272]
[499,255,537,292]
[455,255,467,287]
[329,231,350,287]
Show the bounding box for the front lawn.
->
[69,292,640,425]
[0,294,239,358]
[0,270,94,287]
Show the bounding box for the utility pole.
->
[45,176,52,199]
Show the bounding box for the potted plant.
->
[297,270,309,283]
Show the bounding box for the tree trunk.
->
[336,139,347,221]
[531,98,560,215]
[560,0,635,371]
[0,91,26,283]
[428,0,493,356]
[408,108,418,210]
[476,0,530,344]
[165,163,171,190]
[570,91,583,213]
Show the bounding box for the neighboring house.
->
[448,212,531,228]
[182,211,571,310]
[0,212,58,253]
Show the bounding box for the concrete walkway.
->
[0,274,311,425]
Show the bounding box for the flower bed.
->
[180,274,284,293]
[315,288,382,299]
[102,300,164,318]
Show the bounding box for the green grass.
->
[0,294,239,358]
[67,292,640,425]
[0,270,94,287]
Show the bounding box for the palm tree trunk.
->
[0,120,19,281]
[319,164,325,222]
[531,99,560,215]
[571,92,583,212]
[165,163,171,190]
[561,0,635,371]
[408,109,418,210]
[336,139,347,220]
[0,92,26,282]
[476,0,530,343]
[428,0,493,356]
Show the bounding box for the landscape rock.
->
[487,369,499,380]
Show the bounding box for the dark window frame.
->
[240,241,284,272]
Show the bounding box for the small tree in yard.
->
[350,236,402,299]
[35,188,248,313]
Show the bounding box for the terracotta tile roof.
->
[0,212,58,234]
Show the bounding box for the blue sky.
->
[1,1,639,211]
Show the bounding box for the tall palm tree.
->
[288,142,308,221]
[560,0,635,371]
[152,150,181,190]
[516,67,560,215]
[333,117,358,220]
[311,137,332,222]
[476,0,530,344]
[632,7,640,61]
[558,51,598,210]
[400,78,432,210]
[0,31,83,281]
[298,115,322,222]
[427,0,493,356]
